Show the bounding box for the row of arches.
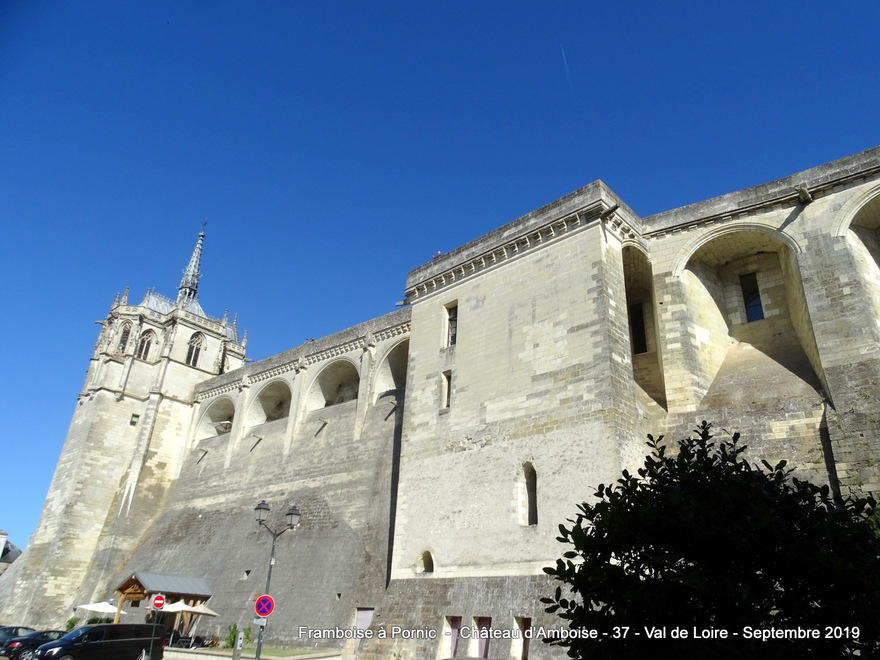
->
[197,339,409,438]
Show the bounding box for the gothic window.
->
[186,332,204,367]
[135,330,155,361]
[117,323,132,354]
[740,272,765,322]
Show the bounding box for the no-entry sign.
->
[254,594,275,617]
[151,593,166,610]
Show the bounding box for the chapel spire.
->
[178,226,205,305]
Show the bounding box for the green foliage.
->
[542,422,880,658]
[64,617,79,632]
[85,616,112,624]
[243,626,253,646]
[225,623,238,648]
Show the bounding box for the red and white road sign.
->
[151,593,166,610]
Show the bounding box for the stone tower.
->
[0,230,245,625]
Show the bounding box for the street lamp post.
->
[253,500,301,660]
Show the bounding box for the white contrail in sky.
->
[560,43,575,101]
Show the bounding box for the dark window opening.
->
[447,617,462,657]
[186,333,203,367]
[118,324,131,354]
[135,331,154,360]
[524,463,538,526]
[515,617,531,660]
[446,305,458,346]
[442,371,452,409]
[740,272,764,322]
[475,617,492,658]
[628,303,648,354]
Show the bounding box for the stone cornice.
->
[373,321,410,343]
[405,199,634,302]
[250,361,298,383]
[303,337,367,365]
[644,147,880,239]
[195,381,239,402]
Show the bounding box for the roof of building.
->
[115,571,213,598]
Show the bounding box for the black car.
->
[33,624,164,660]
[0,631,34,647]
[1,631,65,660]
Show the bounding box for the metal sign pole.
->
[254,534,277,660]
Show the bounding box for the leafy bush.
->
[542,422,880,658]
[85,616,112,624]
[225,623,238,648]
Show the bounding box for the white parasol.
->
[76,601,125,615]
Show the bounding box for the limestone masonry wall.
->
[3,147,880,660]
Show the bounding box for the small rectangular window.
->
[472,617,491,658]
[512,617,531,660]
[439,616,461,659]
[442,371,452,409]
[446,304,458,346]
[354,608,374,653]
[740,272,764,322]
[628,303,648,354]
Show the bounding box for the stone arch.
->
[622,244,665,408]
[836,187,880,343]
[672,223,802,278]
[372,339,409,403]
[197,397,236,438]
[832,182,880,238]
[304,359,360,411]
[244,380,292,427]
[678,227,824,407]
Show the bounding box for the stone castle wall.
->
[4,147,880,660]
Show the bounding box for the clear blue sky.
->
[1,1,878,548]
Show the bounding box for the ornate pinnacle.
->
[178,228,205,305]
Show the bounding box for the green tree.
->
[542,422,880,659]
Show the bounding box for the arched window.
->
[135,330,155,361]
[117,323,132,354]
[417,551,434,574]
[186,332,204,367]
